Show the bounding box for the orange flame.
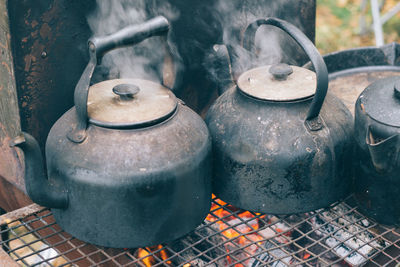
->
[138,245,172,267]
[205,194,265,266]
[137,194,266,266]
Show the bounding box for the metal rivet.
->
[41,51,47,58]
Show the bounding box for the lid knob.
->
[394,80,400,100]
[269,63,293,81]
[113,84,140,100]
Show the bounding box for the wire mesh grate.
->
[0,194,400,267]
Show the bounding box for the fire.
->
[205,194,265,266]
[137,245,172,267]
[137,194,268,266]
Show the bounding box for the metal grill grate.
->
[1,195,400,267]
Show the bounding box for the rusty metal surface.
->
[0,0,24,192]
[8,0,95,152]
[0,203,42,226]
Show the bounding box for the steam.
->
[87,0,180,82]
[87,0,309,95]
[208,0,304,79]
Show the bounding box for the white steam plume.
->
[87,0,179,81]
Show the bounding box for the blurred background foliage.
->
[316,0,400,54]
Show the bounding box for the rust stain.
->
[0,204,43,226]
[360,103,365,112]
[23,55,31,71]
[31,20,38,28]
[39,23,51,39]
[0,85,4,92]
[1,61,10,74]
[30,29,38,38]
[14,0,72,154]
[23,54,36,72]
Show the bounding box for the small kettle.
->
[354,76,400,225]
[206,18,354,214]
[10,17,212,248]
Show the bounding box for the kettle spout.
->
[210,44,235,96]
[10,132,68,209]
[366,128,400,173]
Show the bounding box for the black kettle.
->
[354,76,400,225]
[206,18,354,214]
[10,17,212,248]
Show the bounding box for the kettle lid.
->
[87,78,177,128]
[237,63,317,101]
[359,76,400,127]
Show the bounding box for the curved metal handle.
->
[242,18,328,123]
[91,16,170,62]
[212,44,235,96]
[68,16,170,143]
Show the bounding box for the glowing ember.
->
[137,248,153,266]
[205,194,266,266]
[137,245,172,266]
[136,194,293,266]
[136,194,268,266]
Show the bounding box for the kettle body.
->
[11,17,212,248]
[207,88,352,214]
[206,18,353,214]
[354,76,400,225]
[47,102,211,248]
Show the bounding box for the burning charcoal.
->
[186,258,217,267]
[258,215,293,244]
[168,226,224,266]
[291,216,342,265]
[249,240,303,267]
[308,203,388,266]
[207,215,265,266]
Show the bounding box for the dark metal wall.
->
[8,0,95,153]
[8,0,316,152]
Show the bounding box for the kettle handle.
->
[67,16,170,143]
[242,18,328,126]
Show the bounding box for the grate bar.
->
[0,195,400,267]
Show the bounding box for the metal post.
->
[381,3,400,25]
[371,0,384,46]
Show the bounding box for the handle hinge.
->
[305,117,324,131]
